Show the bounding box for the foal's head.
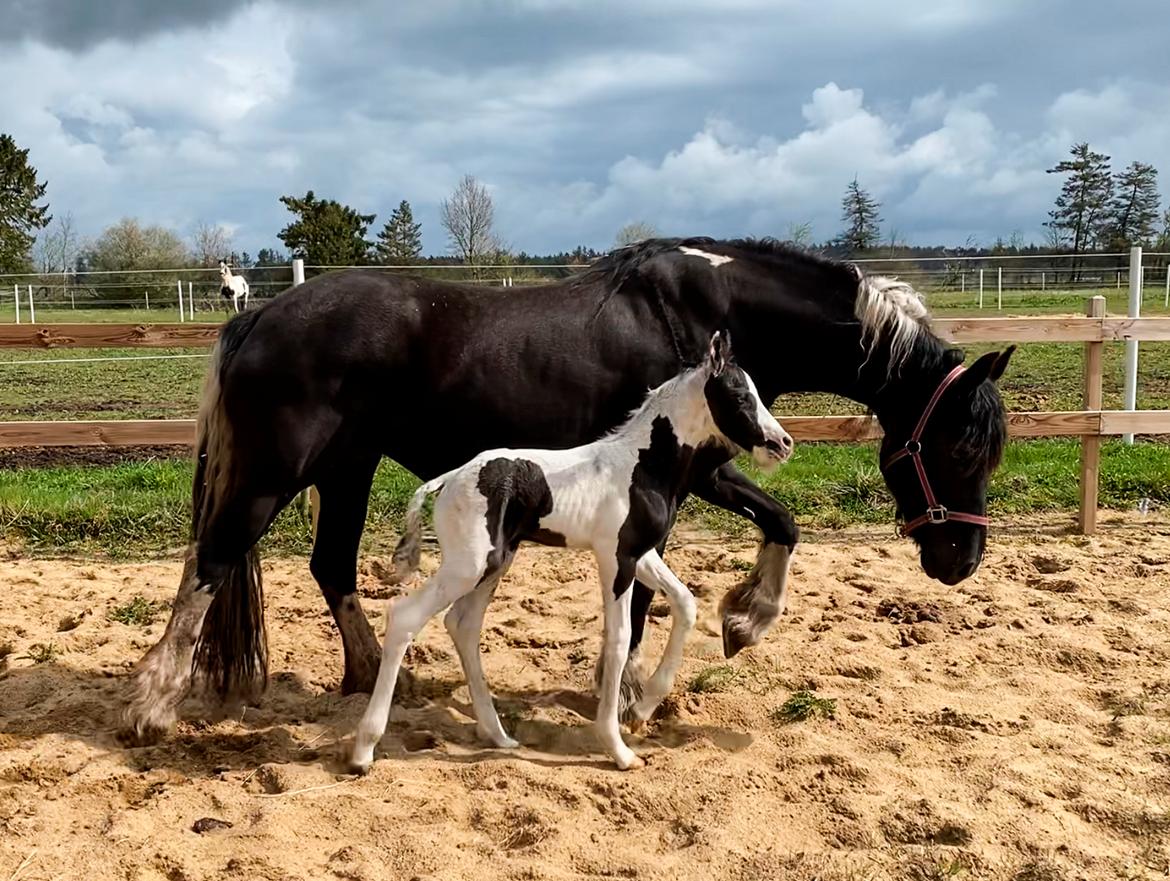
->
[702,332,793,469]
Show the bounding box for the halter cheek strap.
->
[883,364,990,537]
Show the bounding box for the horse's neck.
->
[624,371,711,435]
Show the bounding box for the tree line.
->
[2,130,1168,297]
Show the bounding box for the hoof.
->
[721,617,749,659]
[493,736,521,750]
[348,760,372,777]
[616,754,645,771]
[116,723,167,748]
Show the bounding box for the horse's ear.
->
[708,331,732,376]
[990,345,1015,382]
[961,345,1015,390]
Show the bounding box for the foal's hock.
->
[349,332,793,772]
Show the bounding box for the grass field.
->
[0,289,1168,556]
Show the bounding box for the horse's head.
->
[702,331,794,469]
[878,346,1014,585]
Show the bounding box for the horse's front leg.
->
[689,462,799,657]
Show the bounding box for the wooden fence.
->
[2,296,1168,534]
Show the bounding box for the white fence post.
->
[1123,246,1142,444]
[177,280,185,322]
[978,269,984,309]
[145,290,150,311]
[188,282,194,320]
[290,258,316,530]
[961,271,965,293]
[27,285,34,323]
[997,267,1003,310]
[1041,271,1045,292]
[1165,265,1169,309]
[12,284,18,324]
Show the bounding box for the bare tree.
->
[33,211,79,273]
[191,221,234,267]
[440,175,498,265]
[784,221,813,247]
[614,221,658,248]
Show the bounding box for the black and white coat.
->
[350,332,793,771]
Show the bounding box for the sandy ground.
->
[2,514,1169,881]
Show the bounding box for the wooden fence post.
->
[1078,295,1106,534]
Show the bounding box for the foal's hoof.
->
[616,754,645,771]
[347,757,373,777]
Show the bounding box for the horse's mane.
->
[578,236,940,376]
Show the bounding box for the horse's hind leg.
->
[122,491,282,745]
[627,550,696,728]
[309,452,385,695]
[443,554,517,749]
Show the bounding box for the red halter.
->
[882,364,990,537]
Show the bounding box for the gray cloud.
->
[2,0,1168,257]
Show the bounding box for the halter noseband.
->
[882,364,990,537]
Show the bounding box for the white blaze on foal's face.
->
[701,332,793,470]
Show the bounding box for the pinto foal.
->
[218,260,249,312]
[350,332,793,772]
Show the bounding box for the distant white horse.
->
[218,260,249,312]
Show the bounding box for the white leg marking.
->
[628,550,697,727]
[349,564,480,771]
[123,552,212,743]
[444,565,519,749]
[594,553,642,770]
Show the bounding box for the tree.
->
[375,200,423,264]
[784,222,813,247]
[0,133,51,272]
[1107,161,1160,249]
[1044,143,1113,256]
[82,218,189,301]
[191,221,235,267]
[440,174,498,265]
[277,190,375,265]
[255,248,286,266]
[33,211,79,274]
[838,177,882,254]
[614,221,657,248]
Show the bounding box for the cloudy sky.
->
[3,0,1168,257]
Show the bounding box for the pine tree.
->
[277,191,375,265]
[1044,143,1113,255]
[1107,161,1160,249]
[838,177,882,254]
[375,200,423,264]
[0,133,51,272]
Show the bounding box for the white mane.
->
[853,272,933,374]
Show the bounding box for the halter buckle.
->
[926,505,949,524]
[904,439,922,455]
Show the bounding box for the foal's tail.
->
[190,311,268,701]
[389,473,450,582]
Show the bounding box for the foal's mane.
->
[579,236,940,374]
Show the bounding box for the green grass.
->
[687,665,741,693]
[773,690,837,724]
[0,295,1168,555]
[0,438,1166,557]
[107,595,168,626]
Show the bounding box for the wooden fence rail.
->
[2,299,1168,534]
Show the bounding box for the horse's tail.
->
[389,473,450,581]
[191,310,268,701]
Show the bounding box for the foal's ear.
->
[708,331,732,375]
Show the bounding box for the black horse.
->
[122,237,1012,744]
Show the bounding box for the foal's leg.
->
[443,555,518,749]
[309,453,384,694]
[349,563,480,773]
[594,552,642,770]
[627,550,697,729]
